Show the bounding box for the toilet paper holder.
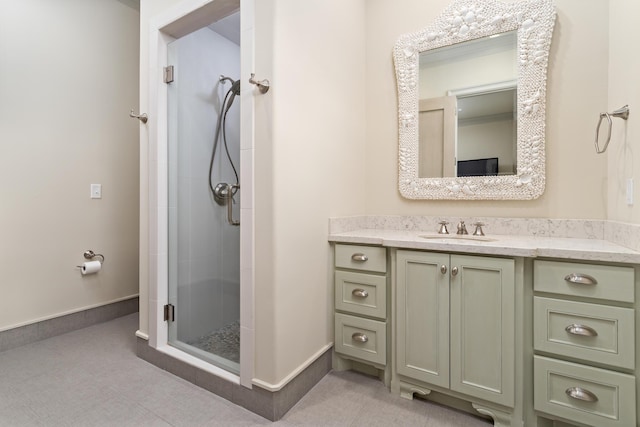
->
[76,250,105,274]
[81,250,105,265]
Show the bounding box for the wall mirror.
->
[394,0,555,200]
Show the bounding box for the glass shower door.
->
[167,23,241,374]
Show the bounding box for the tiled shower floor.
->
[188,320,240,363]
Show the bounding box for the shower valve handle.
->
[227,184,240,226]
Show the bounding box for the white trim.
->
[0,294,139,333]
[147,0,255,389]
[252,343,334,392]
[135,330,149,340]
[447,79,517,98]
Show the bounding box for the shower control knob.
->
[213,183,235,206]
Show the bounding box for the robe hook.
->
[129,109,148,124]
[249,73,270,94]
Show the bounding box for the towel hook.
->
[594,105,629,154]
[129,109,148,124]
[249,73,270,94]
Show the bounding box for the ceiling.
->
[208,11,240,46]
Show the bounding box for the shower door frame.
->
[144,0,255,389]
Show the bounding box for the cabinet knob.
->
[565,387,598,403]
[351,332,369,343]
[564,273,598,285]
[451,266,459,276]
[351,253,368,262]
[565,324,598,337]
[440,265,448,274]
[352,289,369,298]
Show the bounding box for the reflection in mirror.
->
[455,84,517,176]
[418,32,517,178]
[394,0,556,200]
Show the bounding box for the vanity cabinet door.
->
[395,251,515,407]
[396,251,450,388]
[449,255,515,407]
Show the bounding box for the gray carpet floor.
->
[0,313,491,426]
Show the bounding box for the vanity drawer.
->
[334,313,386,365]
[534,297,635,369]
[335,244,386,273]
[533,260,634,303]
[534,356,636,427]
[335,271,386,320]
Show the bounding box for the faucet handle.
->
[456,221,468,235]
[471,222,485,236]
[437,221,449,234]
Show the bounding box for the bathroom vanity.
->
[329,218,640,427]
[328,0,640,425]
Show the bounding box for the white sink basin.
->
[419,234,497,243]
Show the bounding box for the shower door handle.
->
[227,184,240,226]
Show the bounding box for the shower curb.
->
[136,339,333,421]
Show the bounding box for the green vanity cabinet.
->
[532,260,637,427]
[394,250,516,411]
[330,241,639,427]
[333,244,391,384]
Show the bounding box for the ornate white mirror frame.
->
[394,0,556,200]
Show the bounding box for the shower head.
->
[230,79,240,96]
[218,75,240,113]
[219,75,241,99]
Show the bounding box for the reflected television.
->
[457,157,498,177]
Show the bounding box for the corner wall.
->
[138,0,367,388]
[0,0,140,331]
[607,0,640,224]
[253,0,367,386]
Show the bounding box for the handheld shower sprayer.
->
[219,75,240,110]
[211,75,241,226]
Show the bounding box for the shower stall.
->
[166,16,241,374]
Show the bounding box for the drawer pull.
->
[564,273,598,285]
[351,253,368,262]
[565,324,598,337]
[352,289,369,298]
[565,387,599,403]
[451,266,459,276]
[352,332,369,343]
[440,265,448,274]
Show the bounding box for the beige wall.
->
[253,0,367,385]
[0,0,140,330]
[365,0,609,219]
[608,0,640,224]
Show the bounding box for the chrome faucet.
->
[437,221,450,234]
[472,222,485,236]
[456,221,468,235]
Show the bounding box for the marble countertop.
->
[328,229,640,264]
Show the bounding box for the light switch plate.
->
[626,179,633,206]
[91,184,102,199]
